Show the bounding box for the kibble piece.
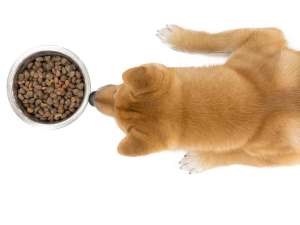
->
[44,56,51,61]
[35,61,41,67]
[19,88,26,94]
[72,89,80,96]
[36,57,44,62]
[46,73,53,80]
[18,73,25,80]
[53,56,61,62]
[27,107,34,114]
[28,98,35,104]
[35,99,42,106]
[27,62,33,69]
[76,83,84,90]
[26,91,33,98]
[24,70,30,79]
[68,71,75,77]
[55,70,61,77]
[61,58,68,65]
[77,90,84,98]
[18,94,24,101]
[54,113,62,120]
[46,97,53,105]
[65,65,71,72]
[75,71,81,79]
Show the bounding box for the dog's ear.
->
[122,65,163,95]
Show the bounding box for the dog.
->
[89,25,300,173]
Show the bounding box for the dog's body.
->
[93,26,300,172]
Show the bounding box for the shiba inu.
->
[90,25,300,173]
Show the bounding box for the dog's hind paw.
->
[179,152,207,174]
[156,25,182,47]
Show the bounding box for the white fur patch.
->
[179,152,207,174]
[156,25,179,46]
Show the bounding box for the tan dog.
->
[90,25,300,172]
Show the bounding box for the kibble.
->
[15,55,85,123]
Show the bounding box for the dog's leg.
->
[117,129,164,156]
[157,25,286,54]
[249,152,300,166]
[118,134,151,156]
[179,150,272,174]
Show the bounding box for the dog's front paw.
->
[179,152,208,174]
[156,25,183,48]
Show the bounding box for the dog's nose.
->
[89,91,96,106]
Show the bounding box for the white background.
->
[1,0,300,224]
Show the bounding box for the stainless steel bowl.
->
[7,45,91,129]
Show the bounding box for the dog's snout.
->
[89,91,96,106]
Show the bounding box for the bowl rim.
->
[7,45,91,129]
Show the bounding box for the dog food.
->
[15,55,85,122]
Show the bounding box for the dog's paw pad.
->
[156,25,181,45]
[179,153,207,174]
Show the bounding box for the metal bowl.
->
[7,45,91,129]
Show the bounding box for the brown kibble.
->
[18,94,24,100]
[77,91,84,98]
[45,55,51,61]
[28,98,35,104]
[76,83,84,90]
[45,87,54,94]
[24,70,30,79]
[46,73,53,80]
[46,97,53,105]
[27,62,34,69]
[40,103,47,108]
[75,71,81,79]
[60,75,67,81]
[26,91,33,98]
[71,77,77,84]
[33,72,39,79]
[55,70,61,77]
[65,65,71,72]
[36,57,44,62]
[35,99,42,106]
[35,61,41,67]
[50,107,57,114]
[61,58,68,65]
[27,107,34,114]
[72,89,79,96]
[50,93,57,98]
[53,56,61,62]
[45,80,52,86]
[18,73,25,80]
[61,67,67,75]
[43,63,51,71]
[68,71,75,77]
[58,106,64,114]
[19,88,26,94]
[54,113,62,120]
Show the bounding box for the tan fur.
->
[94,25,300,171]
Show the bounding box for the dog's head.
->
[90,63,179,155]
